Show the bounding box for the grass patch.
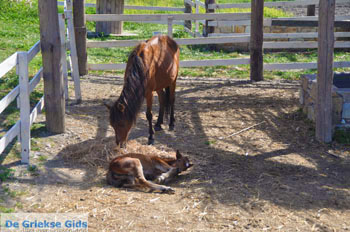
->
[0,167,14,182]
[38,155,48,162]
[0,206,15,213]
[205,140,217,145]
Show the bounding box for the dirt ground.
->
[2,74,350,231]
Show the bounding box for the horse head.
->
[104,101,133,148]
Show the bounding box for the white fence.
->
[0,12,77,163]
[208,0,349,9]
[58,1,186,12]
[0,43,44,164]
[84,11,350,72]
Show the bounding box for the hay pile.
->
[60,139,178,169]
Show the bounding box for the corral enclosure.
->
[0,0,350,231]
[6,74,350,231]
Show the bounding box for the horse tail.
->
[165,87,171,119]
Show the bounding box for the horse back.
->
[141,35,180,91]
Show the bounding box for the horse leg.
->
[168,83,176,131]
[146,93,155,145]
[154,89,165,131]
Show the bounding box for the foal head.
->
[174,150,193,173]
[104,102,133,148]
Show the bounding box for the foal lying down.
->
[107,150,193,194]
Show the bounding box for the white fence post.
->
[18,52,30,164]
[168,17,174,37]
[66,10,82,103]
[195,0,200,34]
[59,13,69,100]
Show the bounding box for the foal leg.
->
[154,89,165,131]
[154,167,179,185]
[146,93,155,145]
[168,83,176,131]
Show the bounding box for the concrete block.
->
[342,103,350,121]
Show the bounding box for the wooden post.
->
[307,5,316,16]
[250,0,264,82]
[96,0,124,35]
[316,0,335,143]
[38,0,65,133]
[184,0,192,30]
[18,52,30,164]
[73,0,88,75]
[204,0,215,37]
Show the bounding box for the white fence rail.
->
[208,0,349,9]
[85,13,251,22]
[58,1,186,12]
[84,12,350,72]
[0,43,45,164]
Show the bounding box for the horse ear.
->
[176,150,182,159]
[104,102,112,111]
[117,103,125,112]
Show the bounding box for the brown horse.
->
[105,35,180,147]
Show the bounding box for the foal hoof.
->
[162,187,175,194]
[148,138,155,145]
[154,124,163,131]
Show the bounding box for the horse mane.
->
[111,43,147,125]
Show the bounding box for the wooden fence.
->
[0,43,44,164]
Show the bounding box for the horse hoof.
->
[148,139,155,145]
[169,125,174,131]
[154,125,163,131]
[162,187,175,194]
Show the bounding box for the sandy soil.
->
[2,74,350,232]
